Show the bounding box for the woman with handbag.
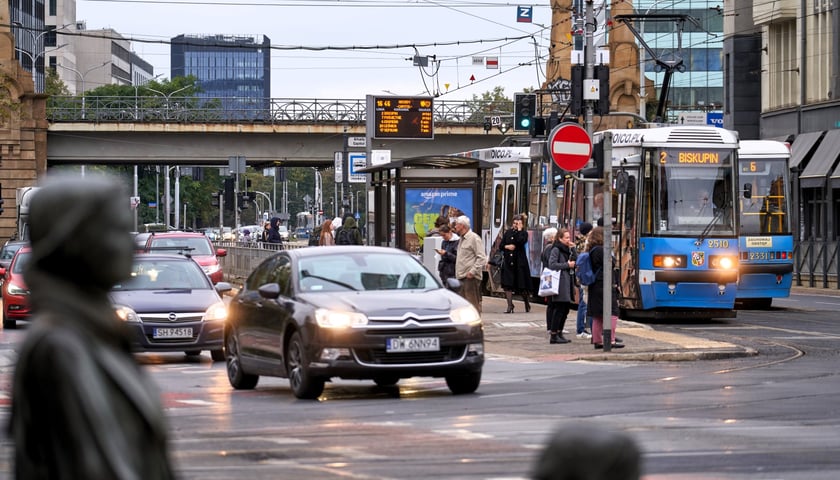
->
[585,226,624,349]
[500,214,532,314]
[540,228,577,344]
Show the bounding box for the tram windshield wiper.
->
[695,204,728,246]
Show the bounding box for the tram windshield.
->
[646,147,736,237]
[738,158,790,235]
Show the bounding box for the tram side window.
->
[493,184,503,229]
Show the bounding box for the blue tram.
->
[736,140,793,308]
[596,126,741,319]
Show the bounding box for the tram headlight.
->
[653,255,686,268]
[710,255,737,270]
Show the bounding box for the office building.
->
[170,34,271,120]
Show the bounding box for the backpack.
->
[308,227,321,246]
[335,227,353,245]
[575,251,600,286]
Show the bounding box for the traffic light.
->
[514,93,536,131]
[594,65,610,115]
[223,178,234,211]
[570,65,584,116]
[210,190,220,207]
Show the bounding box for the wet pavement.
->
[479,296,757,362]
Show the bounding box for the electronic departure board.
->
[366,96,434,140]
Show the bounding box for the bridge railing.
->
[47,96,514,126]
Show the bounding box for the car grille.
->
[363,326,459,336]
[139,312,204,324]
[354,345,467,365]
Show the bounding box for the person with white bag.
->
[539,228,577,344]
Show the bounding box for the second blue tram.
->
[736,140,793,308]
[595,126,741,319]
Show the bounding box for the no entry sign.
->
[548,123,592,172]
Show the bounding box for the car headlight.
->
[115,305,140,323]
[6,281,28,296]
[450,305,481,325]
[203,264,221,275]
[315,308,368,328]
[710,255,737,270]
[652,255,686,268]
[204,302,227,322]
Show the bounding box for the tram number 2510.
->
[706,240,730,248]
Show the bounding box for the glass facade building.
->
[635,0,723,120]
[171,34,271,120]
[9,0,47,92]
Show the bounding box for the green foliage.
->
[466,86,514,123]
[44,69,70,96]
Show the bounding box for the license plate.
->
[153,327,193,339]
[386,337,439,353]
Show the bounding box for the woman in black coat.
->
[500,214,532,313]
[586,226,623,349]
[541,228,576,344]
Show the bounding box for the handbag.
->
[488,250,504,267]
[538,268,561,297]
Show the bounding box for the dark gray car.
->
[224,246,484,399]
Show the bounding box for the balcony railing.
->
[46,96,516,126]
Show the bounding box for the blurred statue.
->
[8,175,176,479]
[531,423,641,480]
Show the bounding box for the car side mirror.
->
[258,283,281,300]
[743,183,752,199]
[216,248,227,257]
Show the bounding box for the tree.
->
[44,69,70,96]
[465,86,514,123]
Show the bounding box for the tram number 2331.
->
[706,240,730,248]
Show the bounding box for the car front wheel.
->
[445,370,482,395]
[225,328,259,389]
[286,331,325,399]
[210,348,225,362]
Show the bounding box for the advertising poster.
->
[404,187,473,253]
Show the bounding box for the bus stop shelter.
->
[358,155,497,252]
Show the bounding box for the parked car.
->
[0,240,26,271]
[144,231,227,283]
[224,246,484,399]
[111,253,232,361]
[0,245,32,329]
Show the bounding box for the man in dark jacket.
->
[266,217,285,246]
[9,175,176,479]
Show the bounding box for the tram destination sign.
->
[366,95,434,140]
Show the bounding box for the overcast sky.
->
[76,0,555,101]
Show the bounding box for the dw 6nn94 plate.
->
[386,337,439,353]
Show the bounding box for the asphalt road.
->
[0,290,838,479]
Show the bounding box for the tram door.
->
[488,172,519,248]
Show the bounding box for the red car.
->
[0,246,32,329]
[144,232,227,283]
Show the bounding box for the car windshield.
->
[1,244,23,260]
[297,252,440,292]
[149,237,214,255]
[12,251,30,274]
[115,258,211,290]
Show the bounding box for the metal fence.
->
[47,96,515,126]
[794,240,840,289]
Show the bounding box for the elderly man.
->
[453,215,487,313]
[9,175,176,479]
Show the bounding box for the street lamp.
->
[134,73,164,120]
[143,84,191,120]
[11,22,72,92]
[56,61,110,119]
